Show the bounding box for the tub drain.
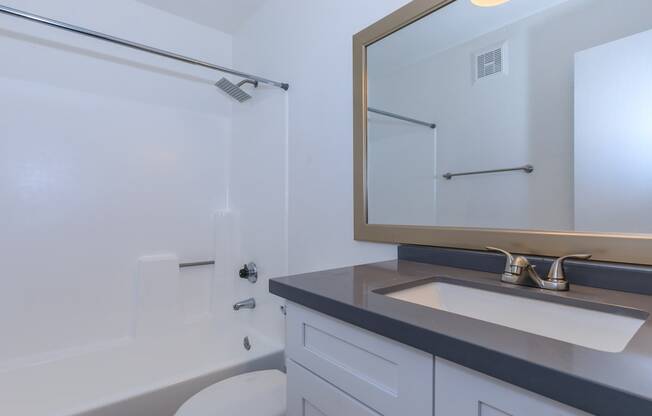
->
[243,336,251,351]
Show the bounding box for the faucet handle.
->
[239,262,258,284]
[486,247,514,273]
[547,254,592,281]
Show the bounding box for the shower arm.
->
[0,4,290,91]
[237,79,259,88]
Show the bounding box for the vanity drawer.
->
[286,302,433,416]
[287,359,380,416]
[434,358,590,416]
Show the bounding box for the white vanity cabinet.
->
[285,302,433,416]
[434,358,590,416]
[285,302,588,416]
[287,360,382,416]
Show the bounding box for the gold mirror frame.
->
[353,0,652,265]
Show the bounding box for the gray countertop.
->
[270,259,652,416]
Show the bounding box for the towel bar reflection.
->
[443,164,534,180]
[179,261,215,268]
[368,107,436,129]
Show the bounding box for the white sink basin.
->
[385,281,646,353]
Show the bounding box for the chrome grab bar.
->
[179,260,214,268]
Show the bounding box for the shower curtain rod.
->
[0,4,290,91]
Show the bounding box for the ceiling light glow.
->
[471,0,511,7]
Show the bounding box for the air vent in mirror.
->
[475,42,508,82]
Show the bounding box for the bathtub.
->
[0,321,284,416]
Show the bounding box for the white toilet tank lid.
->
[175,369,286,416]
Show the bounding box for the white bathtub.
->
[0,321,284,416]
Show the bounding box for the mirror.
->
[365,0,652,235]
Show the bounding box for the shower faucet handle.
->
[239,262,258,283]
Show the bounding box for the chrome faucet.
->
[486,247,591,291]
[233,297,256,311]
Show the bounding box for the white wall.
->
[370,22,533,230]
[0,0,233,364]
[233,0,411,275]
[367,117,437,226]
[575,29,652,233]
[229,86,289,342]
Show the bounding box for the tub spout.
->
[233,298,256,311]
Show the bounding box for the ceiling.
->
[136,0,269,34]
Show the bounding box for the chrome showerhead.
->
[215,77,258,102]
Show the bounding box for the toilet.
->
[175,370,286,416]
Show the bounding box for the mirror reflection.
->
[366,0,652,233]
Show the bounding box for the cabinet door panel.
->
[435,358,591,416]
[287,360,381,416]
[286,302,433,416]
